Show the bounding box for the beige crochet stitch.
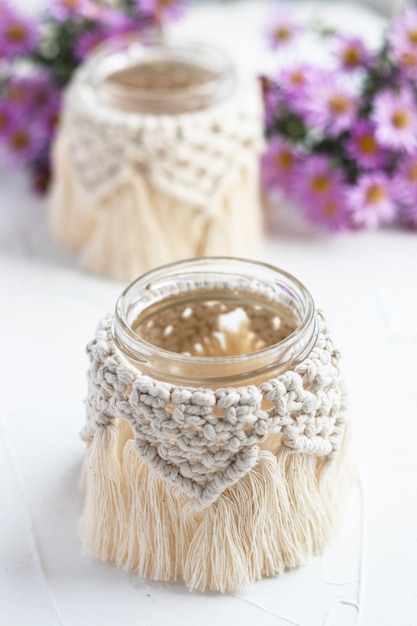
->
[80,310,351,592]
[49,48,263,281]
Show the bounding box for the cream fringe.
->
[49,139,262,282]
[80,418,352,593]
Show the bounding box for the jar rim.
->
[113,258,319,386]
[85,35,237,114]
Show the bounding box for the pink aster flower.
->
[75,28,109,60]
[301,71,358,137]
[0,3,38,58]
[372,88,417,154]
[392,156,417,211]
[276,64,320,112]
[346,119,388,169]
[403,203,417,229]
[347,173,396,229]
[4,74,60,120]
[388,10,417,79]
[389,9,417,51]
[4,120,47,166]
[296,155,344,206]
[262,137,299,194]
[295,155,352,230]
[49,0,93,21]
[302,188,352,231]
[393,45,417,80]
[137,0,187,22]
[333,35,373,72]
[266,8,300,50]
[0,99,16,138]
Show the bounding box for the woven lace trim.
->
[83,314,348,507]
[59,67,263,209]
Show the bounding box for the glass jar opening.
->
[113,258,319,387]
[86,36,237,113]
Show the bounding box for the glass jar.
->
[87,36,237,113]
[113,257,319,387]
[50,37,263,281]
[81,257,350,592]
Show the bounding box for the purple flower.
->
[303,189,352,231]
[333,35,372,72]
[262,137,299,194]
[266,8,299,50]
[75,28,109,60]
[394,46,417,80]
[393,156,417,202]
[276,64,318,112]
[347,173,396,229]
[0,99,16,138]
[0,2,38,58]
[346,119,388,169]
[389,9,417,51]
[137,0,187,22]
[403,203,417,230]
[3,119,47,166]
[295,155,352,230]
[301,71,358,136]
[296,154,343,203]
[5,74,60,117]
[49,0,94,21]
[372,88,417,154]
[388,10,417,79]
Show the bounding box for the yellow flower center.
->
[323,200,338,217]
[311,175,331,194]
[400,50,417,68]
[8,84,25,103]
[407,161,417,182]
[290,70,305,86]
[329,94,350,115]
[0,112,6,130]
[407,28,417,44]
[343,47,360,67]
[275,151,294,170]
[6,24,26,43]
[366,184,386,205]
[391,108,411,129]
[275,26,292,42]
[358,134,376,154]
[10,131,29,151]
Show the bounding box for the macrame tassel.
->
[49,137,96,252]
[118,438,196,582]
[79,424,127,563]
[49,143,261,281]
[80,418,351,592]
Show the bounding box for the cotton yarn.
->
[49,55,263,281]
[80,312,351,591]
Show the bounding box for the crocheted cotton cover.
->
[83,314,348,509]
[59,63,263,210]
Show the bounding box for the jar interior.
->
[106,60,218,94]
[88,39,236,113]
[133,290,298,358]
[114,259,318,387]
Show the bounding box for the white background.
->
[1,2,417,625]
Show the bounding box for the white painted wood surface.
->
[1,3,416,625]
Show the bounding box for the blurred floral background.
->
[1,0,417,232]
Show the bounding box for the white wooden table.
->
[1,3,416,625]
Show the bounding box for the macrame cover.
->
[49,65,263,280]
[83,313,348,509]
[57,64,263,211]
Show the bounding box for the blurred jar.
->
[49,36,264,281]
